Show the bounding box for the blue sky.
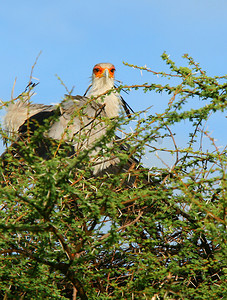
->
[0,0,226,165]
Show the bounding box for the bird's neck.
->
[87,76,114,96]
[87,77,120,118]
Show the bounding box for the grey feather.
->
[3,63,134,174]
[4,94,118,174]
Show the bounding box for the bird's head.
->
[87,63,116,97]
[92,63,116,81]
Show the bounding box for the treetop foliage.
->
[0,54,226,299]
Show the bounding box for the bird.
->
[3,63,133,174]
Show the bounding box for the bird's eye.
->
[110,68,115,73]
[93,68,100,73]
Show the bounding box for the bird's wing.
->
[4,96,56,135]
[62,95,101,111]
[6,94,105,139]
[113,85,134,118]
[48,95,107,142]
[4,94,118,174]
[18,109,60,134]
[120,96,134,118]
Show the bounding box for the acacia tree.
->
[0,54,226,299]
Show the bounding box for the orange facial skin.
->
[93,65,116,78]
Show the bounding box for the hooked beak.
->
[103,69,109,78]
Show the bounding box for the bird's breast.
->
[102,94,120,118]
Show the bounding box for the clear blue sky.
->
[0,0,226,164]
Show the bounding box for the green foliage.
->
[0,54,226,299]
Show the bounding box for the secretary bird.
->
[3,63,133,174]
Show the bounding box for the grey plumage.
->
[3,63,133,174]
